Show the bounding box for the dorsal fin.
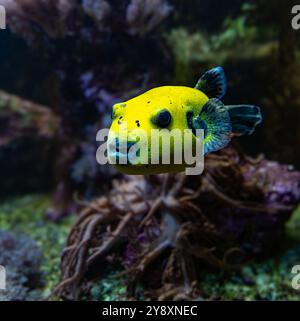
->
[195,67,227,99]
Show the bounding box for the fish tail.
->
[226,105,262,136]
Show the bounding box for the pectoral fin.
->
[188,98,232,155]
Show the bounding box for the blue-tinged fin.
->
[195,67,227,99]
[226,105,262,136]
[189,98,232,155]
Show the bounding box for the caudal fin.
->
[226,105,262,136]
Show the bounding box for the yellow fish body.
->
[107,67,262,175]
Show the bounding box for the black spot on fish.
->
[147,101,151,104]
[186,111,195,135]
[136,120,140,127]
[118,116,123,125]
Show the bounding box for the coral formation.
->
[126,0,173,36]
[86,206,300,301]
[0,90,59,141]
[1,0,173,40]
[0,0,75,38]
[0,91,59,194]
[53,147,300,300]
[82,0,111,28]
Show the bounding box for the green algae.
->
[0,194,74,299]
[200,255,300,301]
[90,271,127,301]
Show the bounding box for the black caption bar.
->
[0,301,298,319]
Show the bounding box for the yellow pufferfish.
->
[108,67,262,175]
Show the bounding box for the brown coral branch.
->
[53,147,300,300]
[87,212,134,268]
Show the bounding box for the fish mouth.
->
[108,139,141,164]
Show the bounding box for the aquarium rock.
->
[0,230,43,301]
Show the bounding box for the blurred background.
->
[0,0,300,301]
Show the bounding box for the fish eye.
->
[152,109,172,128]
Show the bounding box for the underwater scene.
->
[0,0,300,302]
